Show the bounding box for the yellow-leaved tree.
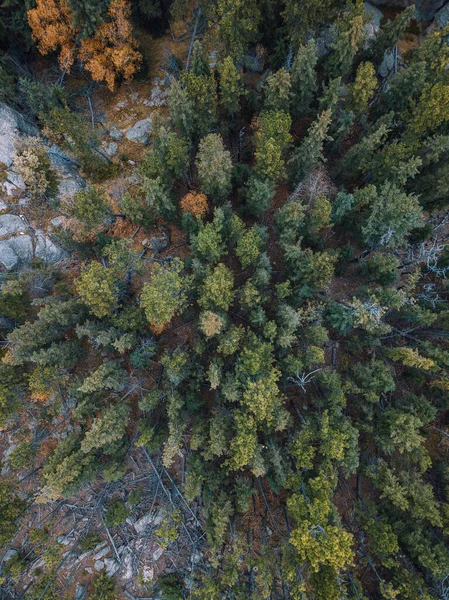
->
[28,0,141,90]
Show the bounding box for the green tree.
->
[142,176,176,221]
[140,259,191,331]
[199,264,235,312]
[254,110,292,182]
[67,186,112,233]
[355,182,423,248]
[196,134,233,202]
[241,177,274,218]
[348,61,377,115]
[218,56,242,117]
[264,68,291,112]
[290,39,318,117]
[76,262,117,318]
[326,0,366,77]
[289,110,332,184]
[235,227,264,269]
[214,0,261,59]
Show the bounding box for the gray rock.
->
[93,546,111,561]
[3,549,18,562]
[0,104,85,203]
[378,48,396,77]
[0,214,26,237]
[35,234,67,264]
[94,560,104,571]
[133,510,164,534]
[0,236,33,270]
[126,118,152,144]
[0,103,39,168]
[367,0,445,21]
[364,2,384,39]
[75,583,87,600]
[104,142,118,157]
[109,127,123,141]
[93,541,108,553]
[119,547,133,580]
[436,3,449,27]
[47,145,86,202]
[152,547,164,562]
[104,558,120,577]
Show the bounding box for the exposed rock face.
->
[0,103,85,203]
[436,2,449,27]
[365,2,384,40]
[367,0,447,21]
[0,214,26,237]
[126,118,152,144]
[0,232,67,271]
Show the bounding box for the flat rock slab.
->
[0,214,26,237]
[126,118,152,144]
[0,236,33,270]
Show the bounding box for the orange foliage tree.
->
[28,0,141,90]
[28,0,77,72]
[180,191,209,218]
[79,0,142,90]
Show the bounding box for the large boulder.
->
[126,118,152,144]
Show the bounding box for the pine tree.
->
[289,109,332,184]
[214,0,261,60]
[76,262,117,318]
[326,0,366,78]
[140,259,191,332]
[348,61,377,115]
[254,110,292,182]
[218,57,242,117]
[290,39,318,117]
[264,68,291,112]
[196,134,233,202]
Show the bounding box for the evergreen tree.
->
[289,110,332,184]
[196,134,233,202]
[264,68,291,112]
[290,39,318,117]
[218,57,242,117]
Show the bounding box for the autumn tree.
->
[28,0,77,72]
[29,0,142,89]
[180,192,208,218]
[78,0,142,90]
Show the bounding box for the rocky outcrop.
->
[368,0,447,21]
[0,103,85,204]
